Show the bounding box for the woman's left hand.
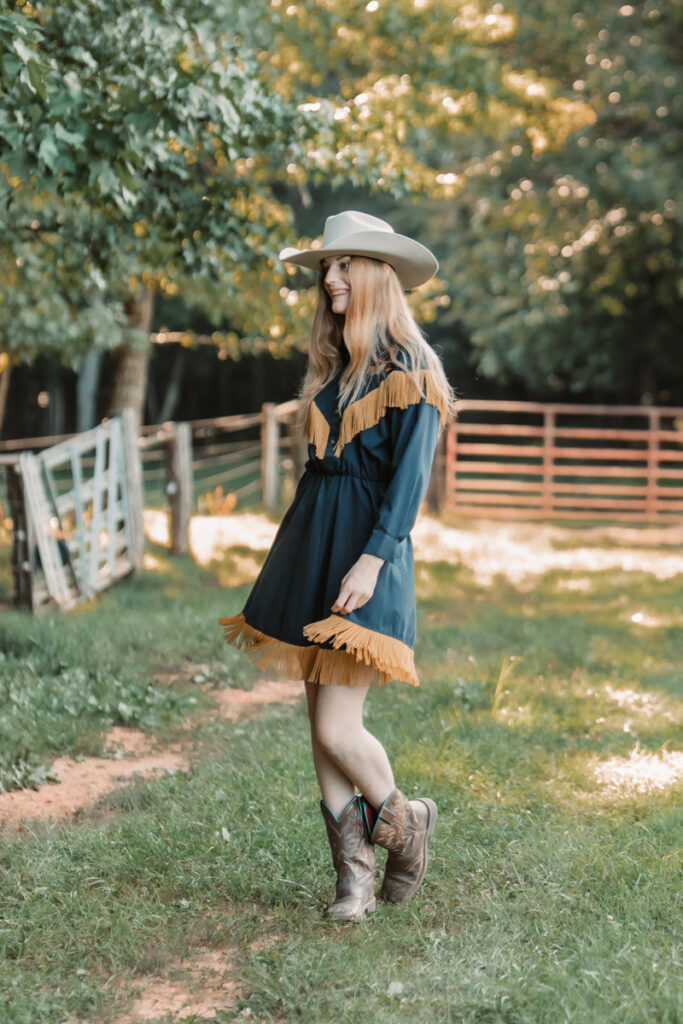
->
[331,553,385,615]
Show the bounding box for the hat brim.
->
[279,229,438,290]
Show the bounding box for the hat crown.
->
[322,210,395,247]
[279,208,437,289]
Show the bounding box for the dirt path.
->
[0,675,301,1022]
[0,679,302,829]
[112,947,241,1024]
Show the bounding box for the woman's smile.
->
[322,255,351,314]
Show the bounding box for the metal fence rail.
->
[445,400,683,521]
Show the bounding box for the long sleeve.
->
[362,397,441,565]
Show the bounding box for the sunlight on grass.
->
[413,515,683,584]
[556,576,593,592]
[590,745,683,797]
[142,552,168,572]
[603,683,678,721]
[628,610,671,627]
[147,510,683,591]
[214,551,264,588]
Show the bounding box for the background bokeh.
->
[1,0,680,438]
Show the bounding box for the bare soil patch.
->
[207,678,303,722]
[0,679,303,829]
[0,728,188,829]
[112,947,240,1024]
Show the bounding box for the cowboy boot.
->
[320,796,377,920]
[368,788,437,904]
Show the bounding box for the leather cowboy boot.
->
[367,788,437,904]
[320,796,376,920]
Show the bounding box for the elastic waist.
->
[305,459,390,484]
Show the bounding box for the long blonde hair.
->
[299,256,455,426]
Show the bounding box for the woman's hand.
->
[331,553,385,615]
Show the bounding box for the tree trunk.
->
[108,290,154,425]
[77,347,102,432]
[0,357,11,438]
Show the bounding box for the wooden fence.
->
[2,411,143,611]
[4,397,683,609]
[0,400,301,609]
[444,400,683,521]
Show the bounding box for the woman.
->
[220,210,454,920]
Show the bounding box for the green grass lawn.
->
[0,535,681,1024]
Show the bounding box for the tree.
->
[0,0,322,422]
[1,0,602,429]
[430,0,682,402]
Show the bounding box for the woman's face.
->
[322,255,351,315]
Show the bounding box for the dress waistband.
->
[305,459,390,484]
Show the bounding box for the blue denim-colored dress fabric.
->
[220,350,444,686]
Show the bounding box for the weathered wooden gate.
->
[7,411,143,610]
[445,401,683,521]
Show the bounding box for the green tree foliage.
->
[0,0,320,364]
[433,0,682,401]
[2,0,590,367]
[5,0,668,406]
[253,0,594,359]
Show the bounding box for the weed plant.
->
[0,540,681,1023]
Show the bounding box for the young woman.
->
[220,210,455,920]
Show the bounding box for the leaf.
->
[37,133,59,171]
[1,53,21,80]
[67,45,98,71]
[92,161,118,195]
[54,121,85,148]
[26,60,47,99]
[12,37,33,64]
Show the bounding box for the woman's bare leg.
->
[305,681,356,815]
[307,681,394,816]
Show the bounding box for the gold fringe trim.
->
[306,648,387,687]
[334,369,447,456]
[302,613,419,687]
[219,612,304,678]
[305,401,330,459]
[219,612,401,686]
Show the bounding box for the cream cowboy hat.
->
[279,210,438,290]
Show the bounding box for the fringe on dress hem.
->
[219,612,419,687]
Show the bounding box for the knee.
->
[313,715,357,762]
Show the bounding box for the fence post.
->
[289,414,308,483]
[165,422,193,554]
[541,409,555,516]
[425,430,446,514]
[6,462,34,609]
[645,409,659,519]
[444,418,457,511]
[261,402,279,510]
[121,407,144,570]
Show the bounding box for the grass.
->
[0,531,681,1024]
[0,547,258,791]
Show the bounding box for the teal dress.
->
[220,352,445,686]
